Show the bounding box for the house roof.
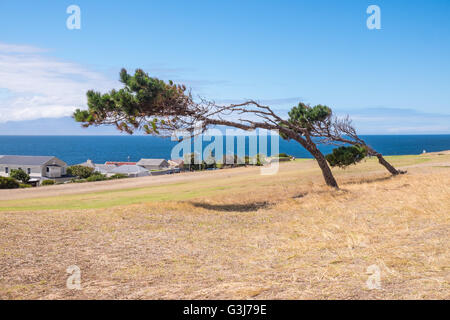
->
[169,159,184,165]
[0,155,58,166]
[111,165,149,174]
[94,164,117,173]
[105,161,136,166]
[137,159,168,166]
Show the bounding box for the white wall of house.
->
[0,165,43,177]
[0,157,67,179]
[45,166,64,178]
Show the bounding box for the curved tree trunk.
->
[376,154,401,175]
[365,146,405,175]
[302,139,339,188]
[312,148,339,188]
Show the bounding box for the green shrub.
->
[67,165,94,179]
[86,173,107,182]
[0,177,20,189]
[19,183,32,188]
[109,173,128,180]
[41,180,55,186]
[326,145,368,168]
[275,153,290,158]
[272,153,292,162]
[10,169,30,183]
[244,154,266,166]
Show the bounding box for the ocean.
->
[0,135,449,165]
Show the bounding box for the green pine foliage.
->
[280,103,332,140]
[73,69,189,134]
[326,145,368,168]
[288,103,332,128]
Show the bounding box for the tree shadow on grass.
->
[292,189,349,199]
[190,201,270,212]
[293,192,307,199]
[345,174,397,185]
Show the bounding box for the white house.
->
[0,155,67,180]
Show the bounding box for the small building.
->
[168,159,184,168]
[136,159,170,170]
[110,165,150,178]
[0,155,67,179]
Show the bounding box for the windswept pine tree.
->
[74,69,402,188]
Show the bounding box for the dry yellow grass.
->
[0,153,449,299]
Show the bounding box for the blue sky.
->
[0,0,449,134]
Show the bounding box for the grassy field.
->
[0,152,449,299]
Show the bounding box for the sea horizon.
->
[1,135,449,165]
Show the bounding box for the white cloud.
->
[385,125,450,133]
[0,42,119,122]
[0,43,47,54]
[334,107,450,134]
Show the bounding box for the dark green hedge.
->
[0,177,20,189]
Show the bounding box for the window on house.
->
[46,167,50,173]
[5,167,8,174]
[27,168,31,174]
